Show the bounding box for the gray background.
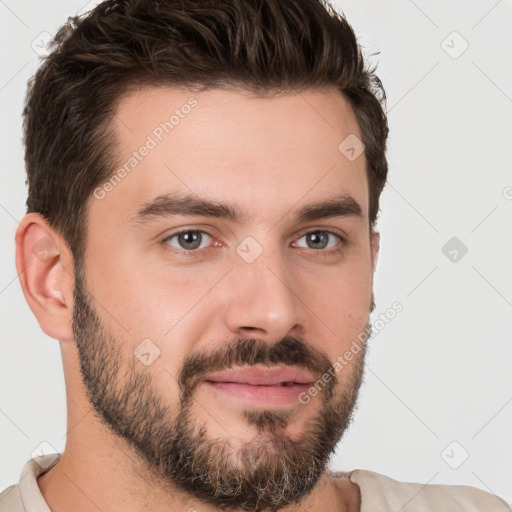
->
[1,0,511,505]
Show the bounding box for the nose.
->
[221,244,309,343]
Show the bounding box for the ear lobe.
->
[15,213,75,342]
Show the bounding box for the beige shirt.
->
[0,454,510,511]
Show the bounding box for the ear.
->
[15,213,75,342]
[370,229,380,274]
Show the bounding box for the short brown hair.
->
[23,0,388,265]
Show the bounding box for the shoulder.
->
[0,484,24,512]
[333,469,511,512]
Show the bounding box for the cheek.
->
[311,254,372,310]
[303,262,373,355]
[83,262,197,400]
[85,254,228,377]
[86,242,205,335]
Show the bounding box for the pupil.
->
[180,231,201,249]
[309,232,327,249]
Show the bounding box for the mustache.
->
[178,336,336,401]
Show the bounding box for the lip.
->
[203,366,315,407]
[205,366,315,386]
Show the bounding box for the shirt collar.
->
[19,454,61,512]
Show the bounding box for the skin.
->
[15,85,379,512]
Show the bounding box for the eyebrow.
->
[131,192,363,225]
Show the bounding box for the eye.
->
[293,230,343,252]
[163,230,214,251]
[161,228,345,257]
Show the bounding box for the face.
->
[73,86,378,511]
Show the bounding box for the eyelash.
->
[160,229,346,259]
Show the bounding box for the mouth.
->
[203,365,315,406]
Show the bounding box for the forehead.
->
[89,85,368,231]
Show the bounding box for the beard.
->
[71,263,371,512]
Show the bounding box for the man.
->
[0,0,509,511]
